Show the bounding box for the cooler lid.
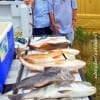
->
[0,22,12,43]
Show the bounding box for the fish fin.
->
[44,67,52,71]
[2,83,16,94]
[28,44,36,50]
[58,90,71,93]
[8,94,22,100]
[70,71,78,74]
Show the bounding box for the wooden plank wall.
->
[77,0,100,32]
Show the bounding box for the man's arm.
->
[48,0,59,33]
[71,0,77,29]
[72,9,77,29]
[49,13,59,33]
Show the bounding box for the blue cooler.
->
[0,22,15,92]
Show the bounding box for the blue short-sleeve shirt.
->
[48,0,77,34]
[33,0,50,28]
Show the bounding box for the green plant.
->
[84,62,95,82]
[84,62,100,100]
[74,27,94,44]
[74,28,100,100]
[75,27,85,44]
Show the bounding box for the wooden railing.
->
[77,0,100,32]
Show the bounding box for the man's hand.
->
[52,23,59,34]
[71,19,76,29]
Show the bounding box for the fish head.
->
[62,48,80,55]
[69,81,97,97]
[68,60,86,71]
[71,60,86,68]
[57,81,96,97]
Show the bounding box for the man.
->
[24,0,52,36]
[48,0,77,46]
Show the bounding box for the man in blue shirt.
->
[48,0,77,45]
[24,0,52,36]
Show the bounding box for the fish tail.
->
[2,83,16,94]
[8,94,22,100]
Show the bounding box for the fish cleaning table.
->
[2,36,94,100]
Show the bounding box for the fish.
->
[30,36,70,48]
[47,37,70,44]
[52,59,86,71]
[21,36,69,51]
[48,48,80,56]
[62,48,80,56]
[22,54,55,64]
[28,43,68,51]
[16,47,79,62]
[47,48,79,59]
[8,81,96,100]
[21,50,65,64]
[4,67,75,93]
[18,56,53,72]
[15,36,72,54]
[19,55,86,72]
